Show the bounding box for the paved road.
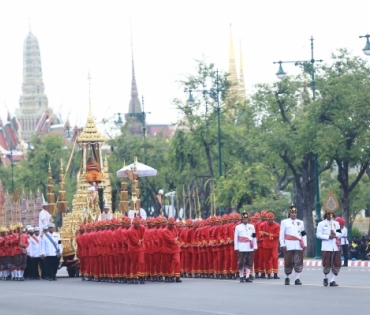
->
[1,267,369,315]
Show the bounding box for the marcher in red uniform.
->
[120,216,131,283]
[13,224,29,281]
[151,217,161,281]
[127,216,146,284]
[76,224,86,280]
[146,217,155,281]
[258,210,268,278]
[199,219,209,277]
[115,219,124,282]
[185,219,194,277]
[176,221,186,277]
[141,219,150,280]
[192,220,201,277]
[83,224,92,280]
[225,214,237,279]
[0,227,8,280]
[90,222,100,281]
[259,212,280,279]
[162,217,182,283]
[206,217,215,278]
[221,214,231,279]
[253,212,262,278]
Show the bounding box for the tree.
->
[107,123,170,216]
[317,49,370,229]
[251,76,332,256]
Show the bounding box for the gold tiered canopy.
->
[77,105,105,143]
[59,104,112,257]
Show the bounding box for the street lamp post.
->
[186,69,224,215]
[273,36,323,259]
[359,34,370,56]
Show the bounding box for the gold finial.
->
[76,77,105,144]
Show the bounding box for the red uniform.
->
[76,231,85,277]
[254,220,262,274]
[259,221,280,276]
[151,226,161,278]
[120,226,130,280]
[186,225,194,275]
[162,225,181,278]
[13,233,29,271]
[127,225,145,279]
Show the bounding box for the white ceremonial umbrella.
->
[116,162,157,178]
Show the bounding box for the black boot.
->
[274,274,280,279]
[176,277,182,283]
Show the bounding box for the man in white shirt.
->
[24,227,33,279]
[98,205,113,221]
[317,211,342,287]
[40,223,62,281]
[279,204,307,285]
[335,217,348,267]
[39,202,52,231]
[234,213,257,283]
[40,225,48,279]
[29,227,41,279]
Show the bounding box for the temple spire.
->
[239,40,246,98]
[129,31,141,113]
[228,24,238,89]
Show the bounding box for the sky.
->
[1,0,370,130]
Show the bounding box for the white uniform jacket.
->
[29,235,41,258]
[40,232,63,257]
[234,223,257,252]
[279,218,307,250]
[39,209,52,229]
[340,226,348,245]
[316,219,342,251]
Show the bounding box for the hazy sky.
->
[1,0,370,129]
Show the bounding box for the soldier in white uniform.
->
[40,225,48,279]
[335,217,348,267]
[234,213,257,283]
[40,223,62,281]
[316,211,342,286]
[39,202,52,231]
[98,205,113,221]
[29,227,41,279]
[279,204,307,285]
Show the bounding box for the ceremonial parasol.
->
[116,162,157,178]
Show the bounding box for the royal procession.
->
[0,93,360,288]
[1,2,370,315]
